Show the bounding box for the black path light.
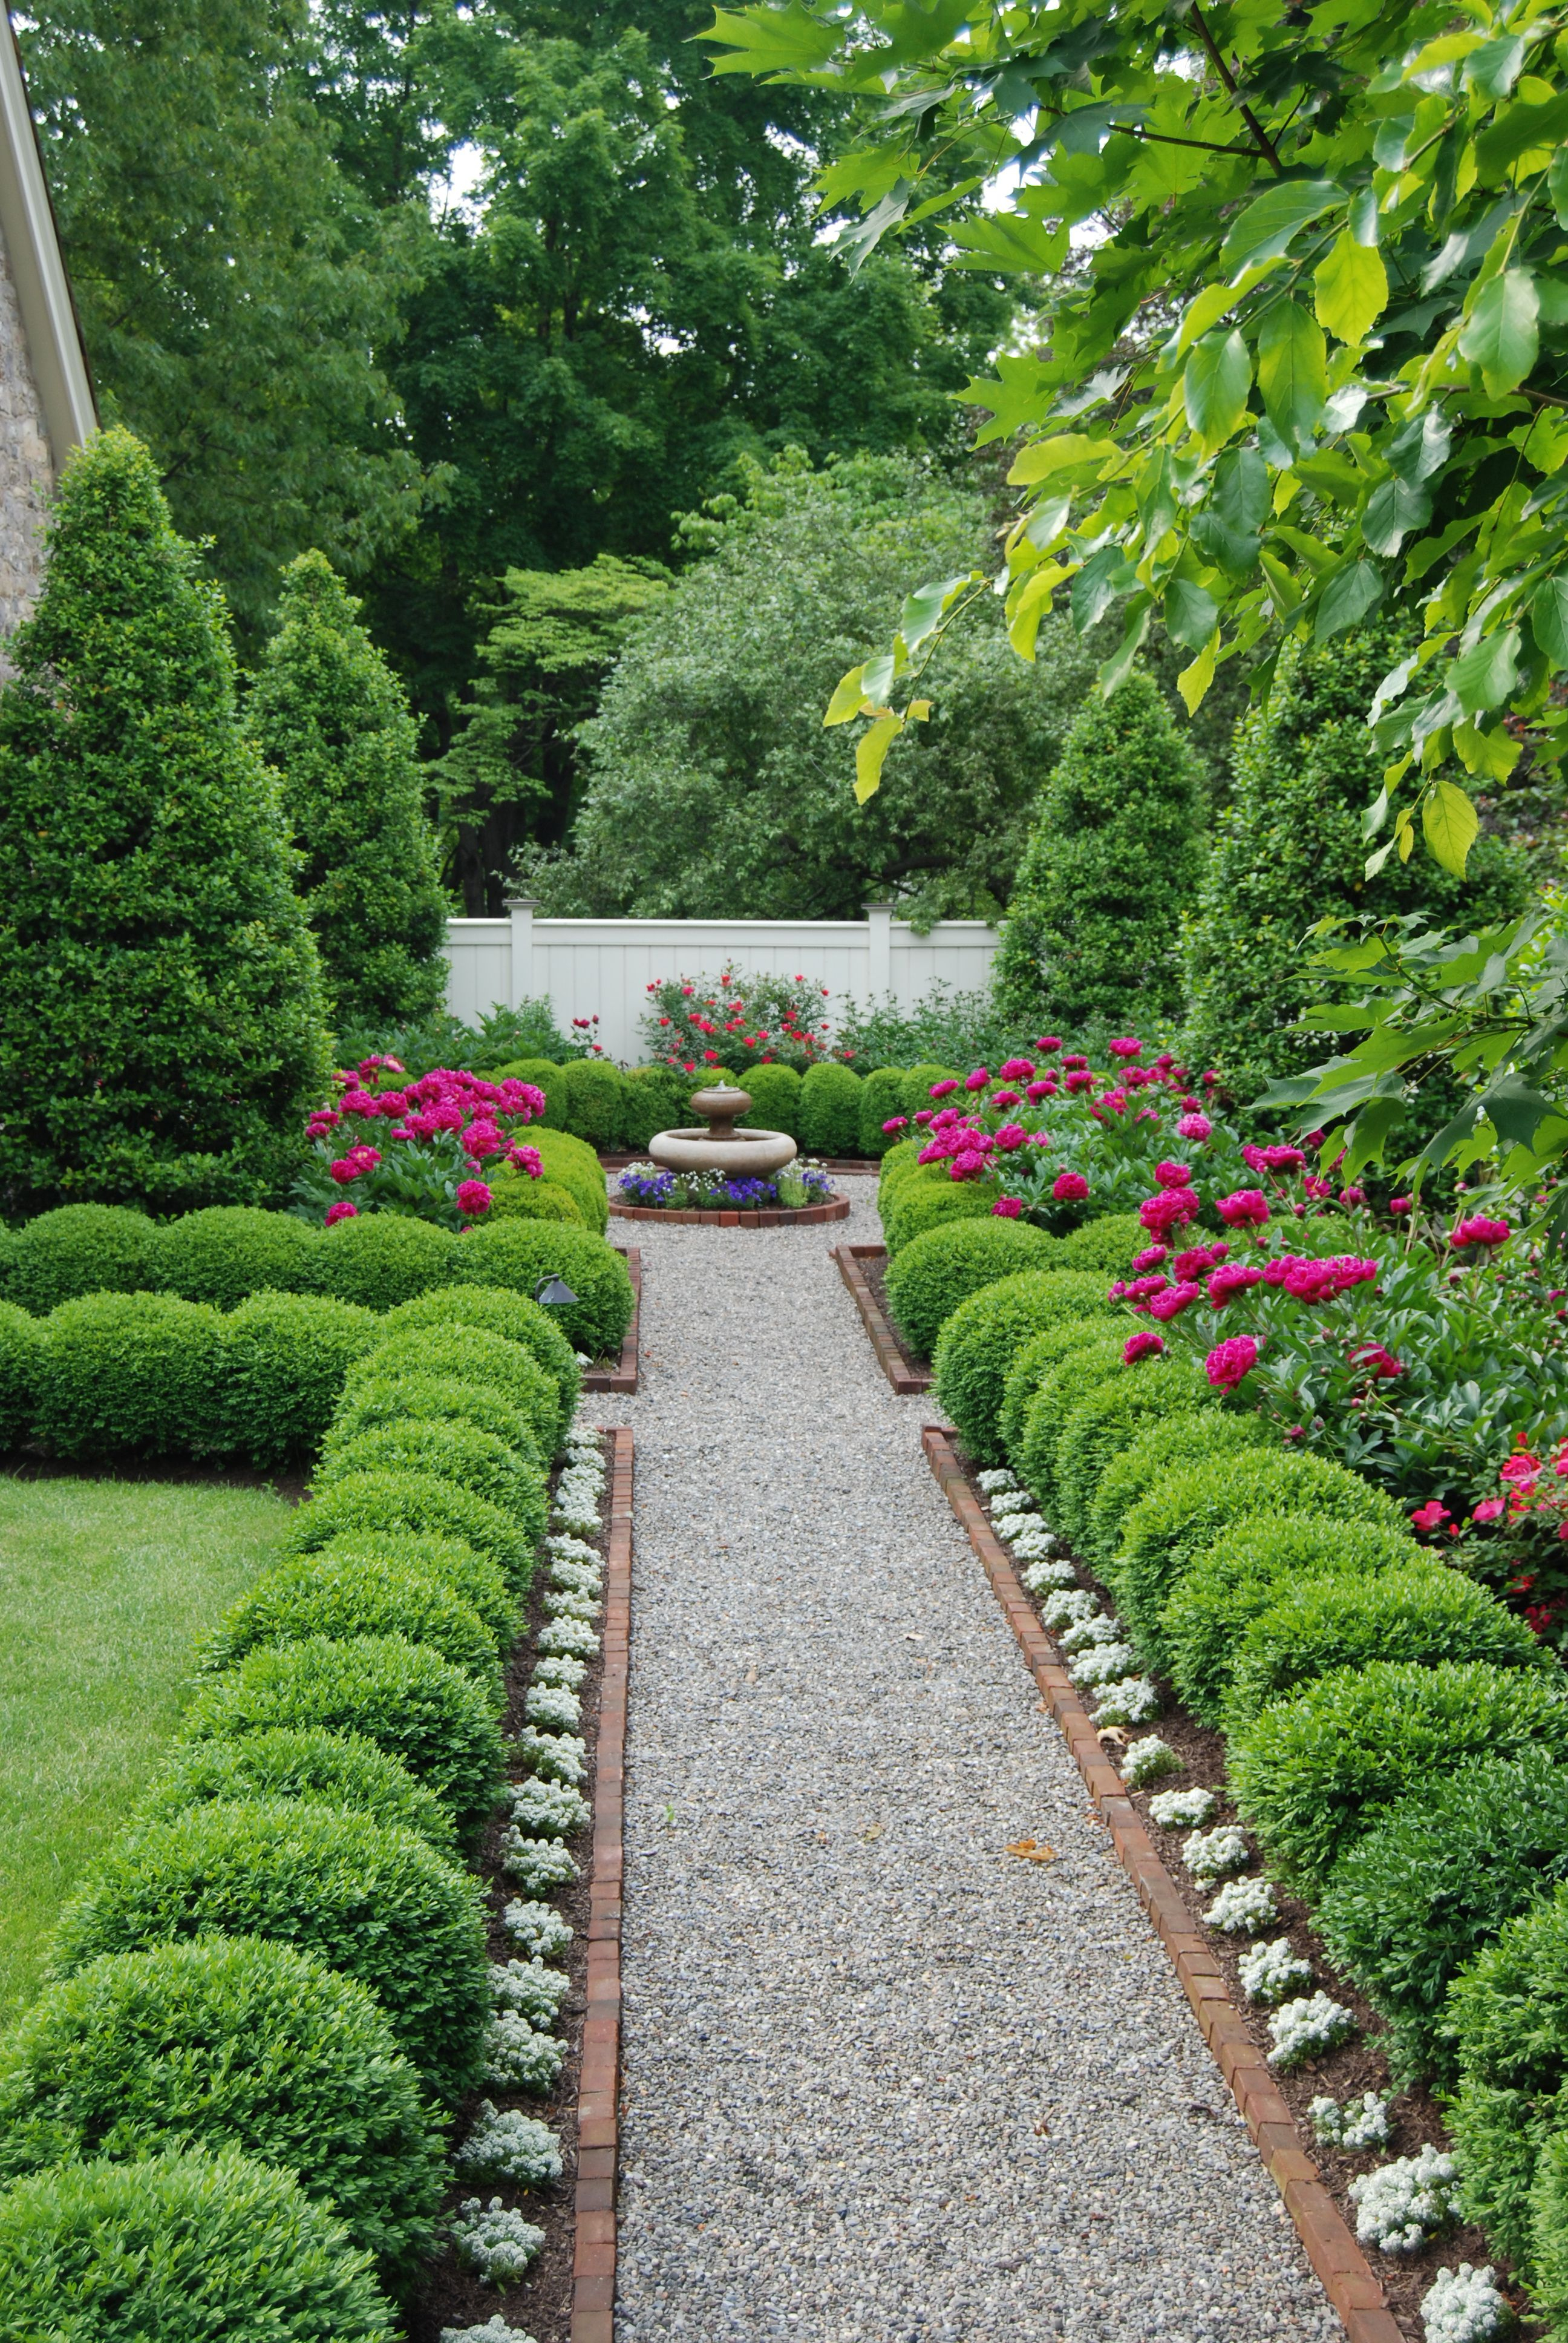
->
[534,1274,578,1309]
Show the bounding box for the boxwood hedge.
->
[885,1218,1061,1360]
[136,1725,458,1853]
[1086,1409,1278,1571]
[285,1469,531,1591]
[739,1063,803,1143]
[302,1532,515,1656]
[218,1293,379,1466]
[454,1221,634,1360]
[1446,1886,1568,2269]
[855,1066,905,1156]
[316,1216,455,1311]
[379,1283,578,1434]
[1051,1360,1215,1558]
[1016,1332,1130,1515]
[316,1418,547,1544]
[0,1302,41,1449]
[328,1371,544,1480]
[528,1127,610,1234]
[999,1321,1106,1473]
[348,1326,560,1459]
[898,1066,961,1119]
[34,1292,226,1457]
[484,1173,584,1227]
[201,1555,505,1705]
[1053,1214,1146,1274]
[798,1061,861,1155]
[0,1936,443,2279]
[932,1270,1114,1466]
[8,1204,158,1315]
[882,1174,1000,1260]
[152,1207,322,1311]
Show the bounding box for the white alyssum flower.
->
[500,1830,579,1892]
[1204,1875,1277,1933]
[1068,1641,1140,1688]
[524,1682,582,1731]
[503,1899,573,1960]
[1040,1587,1101,1631]
[1183,1825,1250,1883]
[533,1654,588,1691]
[1238,1938,1314,2006]
[555,1476,603,1516]
[442,2319,540,2343]
[544,1587,602,1621]
[1059,1613,1125,1654]
[552,1503,601,1538]
[491,1956,570,2027]
[1268,1992,1356,2071]
[1420,2264,1509,2343]
[483,2011,566,2091]
[510,1778,590,1838]
[1023,1556,1077,1592]
[452,2197,547,2284]
[976,1468,1018,1493]
[1147,1786,1215,1829]
[991,1494,1037,1525]
[511,1726,586,1784]
[539,1613,599,1655]
[1310,2092,1393,2152]
[1121,1735,1181,1789]
[547,1535,600,1568]
[1350,2146,1460,2253]
[457,2102,564,2186]
[1093,1676,1161,1725]
[1010,1524,1059,1559]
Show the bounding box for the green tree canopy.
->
[250,551,449,1027]
[0,431,330,1213]
[525,451,1102,922]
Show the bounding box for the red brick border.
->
[572,1424,633,2343]
[608,1196,850,1228]
[831,1242,932,1394]
[581,1249,640,1394]
[922,1426,1404,2343]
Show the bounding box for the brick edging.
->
[921,1426,1403,2343]
[831,1242,932,1394]
[608,1196,851,1227]
[582,1249,641,1393]
[572,1424,633,2343]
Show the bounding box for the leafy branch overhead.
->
[704,0,1568,867]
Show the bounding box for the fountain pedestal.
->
[647,1082,798,1178]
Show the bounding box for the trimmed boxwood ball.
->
[528,1126,610,1234]
[0,2145,393,2341]
[1054,1214,1145,1275]
[381,1282,580,1433]
[137,1725,458,1853]
[1226,1565,1550,1724]
[1161,1518,1418,1724]
[34,1292,226,1457]
[183,1636,506,1843]
[316,1214,455,1310]
[855,1066,905,1156]
[454,1221,634,1360]
[484,1173,584,1227]
[153,1207,323,1310]
[799,1060,862,1155]
[1086,1409,1278,1571]
[885,1217,1061,1359]
[356,1328,561,1461]
[0,1302,42,1448]
[330,1369,544,1477]
[286,1469,531,1591]
[883,1174,1002,1259]
[1051,1360,1216,1558]
[220,1292,379,1466]
[49,1798,489,2096]
[317,1418,547,1544]
[201,1555,505,1706]
[1526,2128,1568,2321]
[0,1935,445,2279]
[1316,1750,1568,2085]
[9,1204,158,1315]
[272,1533,514,1662]
[1112,1448,1405,1666]
[899,1064,960,1119]
[877,1135,924,1202]
[1016,1332,1129,1513]
[737,1062,802,1141]
[1229,1660,1568,1895]
[932,1270,1114,1466]
[999,1320,1109,1472]
[558,1057,630,1148]
[620,1065,691,1156]
[1444,1884,1568,2269]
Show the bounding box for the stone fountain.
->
[648,1081,797,1178]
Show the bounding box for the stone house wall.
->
[0,206,53,644]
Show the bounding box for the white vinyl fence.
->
[444,900,1000,1066]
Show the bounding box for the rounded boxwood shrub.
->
[999,1320,1108,1471]
[0,2145,393,2341]
[1527,2129,1568,2322]
[152,1207,323,1311]
[50,1798,489,2096]
[529,1127,610,1234]
[483,1173,584,1228]
[739,1063,802,1141]
[1226,1566,1550,1724]
[286,1469,531,1591]
[9,1204,158,1315]
[317,1418,547,1544]
[34,1292,226,1457]
[1162,1518,1417,1724]
[0,1302,42,1448]
[857,1066,905,1156]
[381,1283,579,1432]
[330,1369,544,1478]
[220,1292,379,1466]
[1086,1409,1278,1571]
[303,1532,515,1657]
[454,1222,634,1360]
[1113,1448,1405,1665]
[1445,1885,1568,2268]
[183,1636,506,1843]
[201,1555,505,1704]
[877,1135,923,1203]
[933,1270,1114,1466]
[621,1066,692,1156]
[355,1328,561,1461]
[316,1215,455,1310]
[0,1935,444,2278]
[137,1724,458,1853]
[1317,1749,1568,2083]
[558,1057,629,1149]
[885,1218,1060,1360]
[799,1061,862,1155]
[883,1175,1003,1259]
[1228,1660,1568,1894]
[1016,1331,1129,1513]
[899,1064,960,1119]
[1052,1360,1216,1558]
[1054,1214,1145,1275]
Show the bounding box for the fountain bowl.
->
[647,1080,798,1176]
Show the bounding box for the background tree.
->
[995,670,1206,1034]
[250,552,448,1027]
[526,451,1101,922]
[0,431,330,1214]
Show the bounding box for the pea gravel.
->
[606,1182,1339,2343]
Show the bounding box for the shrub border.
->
[921,1423,1403,2343]
[831,1243,932,1394]
[608,1198,849,1228]
[572,1422,632,2343]
[580,1250,641,1395]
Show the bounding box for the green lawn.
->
[0,1477,292,2027]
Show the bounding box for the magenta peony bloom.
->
[1000,1058,1036,1080]
[1063,1070,1094,1094]
[1148,1281,1201,1322]
[993,1122,1027,1152]
[1175,1112,1212,1142]
[929,1080,959,1098]
[1062,1054,1089,1071]
[1108,1037,1143,1059]
[1352,1343,1403,1380]
[328,1157,365,1185]
[1216,1188,1270,1228]
[964,1068,991,1091]
[338,1088,379,1119]
[1051,1170,1089,1203]
[913,1110,933,1127]
[1173,1242,1227,1280]
[1207,1263,1263,1307]
[1138,1188,1201,1236]
[882,1116,909,1134]
[506,1144,543,1180]
[1241,1142,1305,1175]
[1206,1335,1258,1390]
[1154,1160,1192,1190]
[1339,1185,1366,1207]
[1025,1079,1058,1101]
[1500,1451,1541,1488]
[1100,1089,1129,1114]
[456,1179,492,1216]
[1451,1215,1510,1248]
[462,1122,505,1161]
[991,1197,1024,1219]
[1131,1245,1169,1273]
[990,1090,1022,1110]
[1123,1331,1165,1363]
[951,1150,990,1179]
[324,1199,358,1226]
[1388,1194,1413,1215]
[1035,1036,1062,1054]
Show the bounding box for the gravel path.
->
[604,1182,1339,2343]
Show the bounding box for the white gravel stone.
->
[606,1182,1336,2342]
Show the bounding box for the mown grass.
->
[0,1476,291,2025]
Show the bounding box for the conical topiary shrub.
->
[250,551,447,1031]
[0,428,330,1213]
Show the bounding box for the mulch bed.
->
[831,1242,931,1394]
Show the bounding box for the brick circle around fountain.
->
[607,1196,851,1228]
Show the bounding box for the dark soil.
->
[864,1254,932,1387]
[5,1452,311,1506]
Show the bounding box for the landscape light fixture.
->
[534,1275,578,1309]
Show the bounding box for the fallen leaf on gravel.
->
[1005,1837,1056,1863]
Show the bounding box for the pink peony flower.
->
[328,1156,367,1185]
[1241,1142,1306,1175]
[929,1080,959,1098]
[1216,1188,1270,1228]
[338,1088,379,1119]
[964,1068,991,1091]
[1389,1194,1413,1215]
[1352,1343,1403,1379]
[1149,1282,1202,1322]
[1138,1188,1201,1236]
[506,1144,543,1180]
[1154,1160,1192,1190]
[1451,1216,1510,1248]
[1051,1170,1089,1203]
[990,1090,1022,1110]
[1063,1070,1095,1093]
[1175,1112,1212,1142]
[1207,1263,1263,1307]
[1501,1452,1542,1488]
[1131,1245,1169,1273]
[462,1122,505,1161]
[882,1116,909,1134]
[1108,1037,1143,1059]
[1025,1079,1058,1100]
[1206,1335,1258,1391]
[993,1122,1027,1152]
[1000,1058,1036,1080]
[1123,1331,1165,1363]
[456,1179,492,1216]
[1173,1242,1228,1280]
[1339,1185,1366,1207]
[324,1199,358,1226]
[1100,1090,1129,1114]
[913,1110,933,1127]
[991,1197,1024,1219]
[1036,1036,1062,1054]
